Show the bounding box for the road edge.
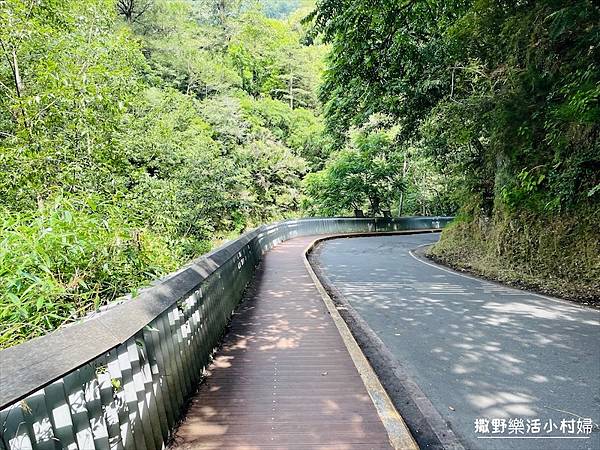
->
[303,235,419,450]
[410,244,599,311]
[306,231,466,450]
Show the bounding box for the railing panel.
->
[0,403,34,450]
[141,325,171,439]
[164,308,188,407]
[186,291,203,384]
[115,341,149,450]
[128,337,162,450]
[155,314,183,415]
[96,356,124,450]
[78,364,110,450]
[44,380,77,450]
[19,390,56,450]
[105,349,134,450]
[63,370,95,450]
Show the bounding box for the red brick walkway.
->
[171,237,393,449]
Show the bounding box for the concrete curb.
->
[303,235,420,450]
[306,231,467,450]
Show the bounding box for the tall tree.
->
[116,0,153,22]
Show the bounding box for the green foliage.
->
[0,195,181,348]
[260,0,301,18]
[303,0,467,216]
[116,87,245,255]
[1,0,146,209]
[228,9,325,108]
[310,0,465,146]
[238,140,307,221]
[0,0,327,347]
[239,95,329,167]
[310,0,599,215]
[305,120,404,215]
[309,0,599,297]
[440,0,600,214]
[429,209,600,302]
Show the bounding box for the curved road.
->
[315,233,599,450]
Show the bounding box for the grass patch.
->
[0,195,186,349]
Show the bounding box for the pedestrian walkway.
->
[171,236,395,449]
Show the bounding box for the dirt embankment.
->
[427,212,600,308]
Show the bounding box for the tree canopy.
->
[309,0,599,216]
[1,0,598,346]
[306,0,599,300]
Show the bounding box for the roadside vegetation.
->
[0,0,326,347]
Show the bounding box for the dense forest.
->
[0,0,327,347]
[1,0,598,348]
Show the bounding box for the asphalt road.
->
[314,233,600,450]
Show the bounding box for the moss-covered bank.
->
[428,211,600,307]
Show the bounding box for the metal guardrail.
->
[0,216,452,450]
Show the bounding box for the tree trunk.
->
[398,153,408,216]
[2,42,29,133]
[290,72,294,109]
[289,67,294,109]
[370,196,381,216]
[11,49,23,98]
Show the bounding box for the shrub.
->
[0,194,181,348]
